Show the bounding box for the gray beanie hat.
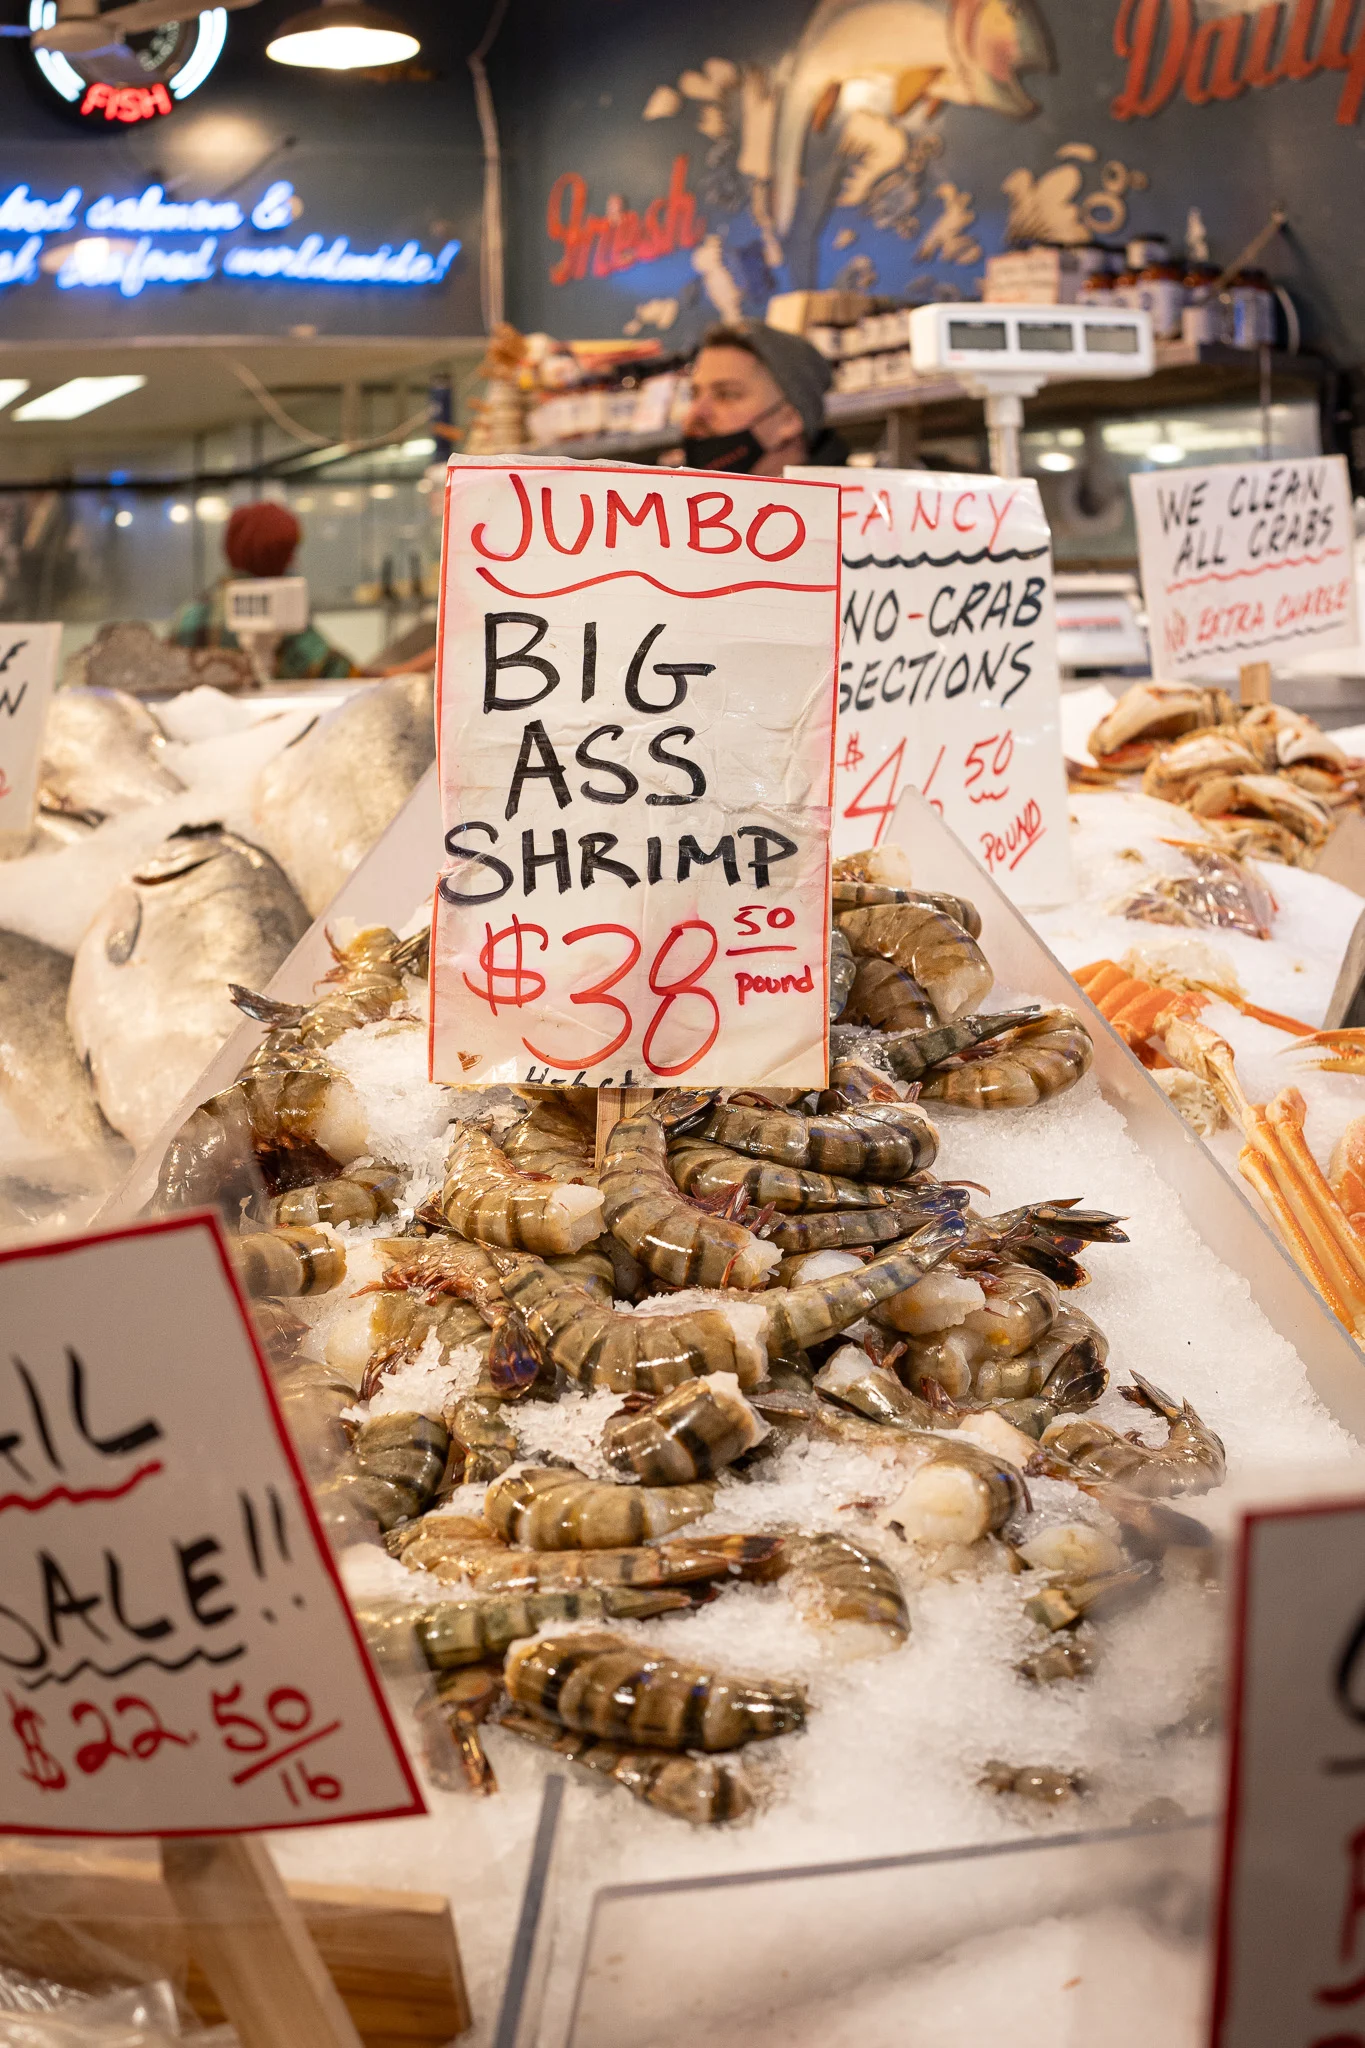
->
[700,320,833,444]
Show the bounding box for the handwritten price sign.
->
[0,624,60,855]
[1131,455,1358,678]
[1211,1492,1365,2048]
[0,1215,422,1837]
[431,460,841,1087]
[790,470,1072,909]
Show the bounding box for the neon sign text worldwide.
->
[0,179,461,297]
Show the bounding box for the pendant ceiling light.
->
[266,0,419,69]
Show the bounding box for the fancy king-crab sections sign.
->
[1131,455,1358,677]
[791,469,1072,908]
[0,1215,422,1836]
[431,459,841,1087]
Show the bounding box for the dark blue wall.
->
[0,0,1361,356]
[494,0,1365,362]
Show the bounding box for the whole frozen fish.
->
[68,825,309,1150]
[41,687,186,820]
[251,673,435,914]
[0,929,122,1162]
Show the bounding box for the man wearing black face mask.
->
[681,321,848,475]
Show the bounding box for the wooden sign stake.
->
[161,1834,365,2048]
[1239,659,1273,706]
[595,1086,656,1167]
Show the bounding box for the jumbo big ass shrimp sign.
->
[431,459,841,1089]
[791,469,1072,909]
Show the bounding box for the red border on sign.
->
[432,459,845,1085]
[0,1209,426,1839]
[1209,1493,1365,2043]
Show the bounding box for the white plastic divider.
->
[890,786,1365,1434]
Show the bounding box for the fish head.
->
[946,0,1052,114]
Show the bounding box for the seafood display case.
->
[81,767,1365,2047]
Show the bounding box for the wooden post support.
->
[161,1836,366,2048]
[595,1086,655,1167]
[1239,659,1273,706]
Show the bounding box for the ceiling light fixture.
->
[13,374,146,421]
[1147,440,1185,465]
[0,379,31,414]
[266,0,418,70]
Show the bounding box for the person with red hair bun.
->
[169,498,356,679]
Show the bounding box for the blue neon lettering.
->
[0,185,81,233]
[0,236,42,289]
[57,236,219,297]
[0,173,459,294]
[84,185,243,234]
[251,180,296,232]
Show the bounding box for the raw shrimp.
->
[235,1225,345,1299]
[814,1347,940,1429]
[489,1251,769,1393]
[485,1466,716,1548]
[818,1055,903,1108]
[1040,1375,1226,1496]
[365,1588,693,1672]
[501,1713,756,1824]
[884,1434,1030,1546]
[880,1009,1043,1086]
[504,1096,597,1183]
[764,1215,966,1360]
[440,1123,605,1254]
[602,1373,766,1485]
[919,1010,1093,1110]
[319,1411,451,1530]
[255,1168,400,1229]
[445,1395,519,1484]
[417,1665,501,1795]
[764,1201,956,1254]
[842,954,938,1034]
[829,925,856,1019]
[980,1760,1085,1804]
[154,1059,369,1213]
[392,1523,782,1591]
[230,925,426,1053]
[832,883,983,936]
[504,1630,806,1750]
[157,927,424,1212]
[837,901,993,1023]
[601,1095,779,1289]
[701,1095,938,1181]
[781,1533,909,1645]
[667,1137,906,1213]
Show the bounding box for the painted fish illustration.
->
[772,0,1052,234]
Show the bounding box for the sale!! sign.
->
[1212,1493,1365,2047]
[431,459,841,1088]
[0,1215,422,1837]
[791,469,1072,908]
[0,623,60,855]
[1131,454,1358,677]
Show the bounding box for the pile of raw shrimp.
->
[144,838,1333,1876]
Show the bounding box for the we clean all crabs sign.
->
[792,469,1072,911]
[1131,455,1359,678]
[431,458,841,1089]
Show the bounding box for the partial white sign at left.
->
[0,623,60,855]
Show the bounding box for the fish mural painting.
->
[771,0,1053,235]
